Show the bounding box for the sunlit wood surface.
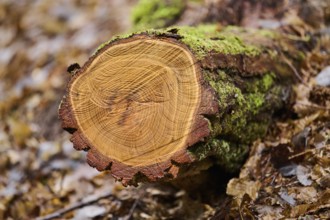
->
[70,39,200,166]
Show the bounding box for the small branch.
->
[281,54,309,87]
[36,192,116,220]
[289,145,329,159]
[122,198,140,220]
[295,101,330,110]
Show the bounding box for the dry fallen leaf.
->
[226,178,261,201]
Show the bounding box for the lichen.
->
[131,0,185,30]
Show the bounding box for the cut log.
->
[59,25,308,185]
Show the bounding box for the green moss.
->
[243,72,275,93]
[296,51,306,61]
[224,26,277,39]
[253,28,278,38]
[131,0,185,30]
[202,70,277,143]
[189,70,278,170]
[93,25,274,60]
[189,139,249,172]
[93,33,133,55]
[208,76,244,105]
[245,93,265,114]
[177,25,261,58]
[241,121,269,141]
[261,73,275,91]
[212,139,249,172]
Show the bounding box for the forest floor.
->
[1,0,329,219]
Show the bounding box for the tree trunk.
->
[59,25,308,186]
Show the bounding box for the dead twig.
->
[36,192,116,220]
[122,197,140,220]
[282,54,310,87]
[295,101,330,110]
[289,145,330,159]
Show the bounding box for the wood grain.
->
[70,39,201,167]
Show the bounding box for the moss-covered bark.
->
[162,25,296,173]
[61,24,310,185]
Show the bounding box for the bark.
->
[59,25,311,185]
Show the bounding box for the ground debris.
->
[219,91,330,219]
[214,8,330,215]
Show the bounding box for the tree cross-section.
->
[59,25,307,185]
